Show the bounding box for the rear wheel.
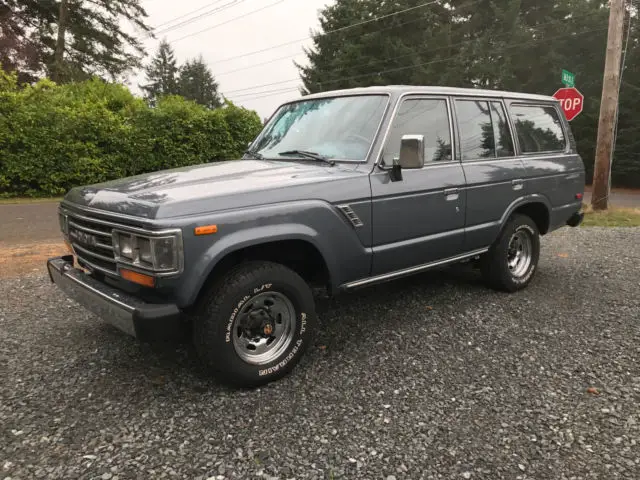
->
[481,214,540,292]
[193,261,316,387]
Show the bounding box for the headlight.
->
[112,230,182,274]
[118,234,134,259]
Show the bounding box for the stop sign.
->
[553,87,584,121]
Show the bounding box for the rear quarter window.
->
[509,104,566,154]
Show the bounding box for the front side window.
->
[251,95,388,161]
[510,105,566,153]
[382,98,452,164]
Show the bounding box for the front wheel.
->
[481,214,540,292]
[193,261,316,387]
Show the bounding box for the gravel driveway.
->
[2,228,639,480]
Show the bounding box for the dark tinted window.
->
[456,100,495,160]
[490,101,515,157]
[383,98,452,164]
[510,105,566,153]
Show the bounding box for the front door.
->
[370,96,467,276]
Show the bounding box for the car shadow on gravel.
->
[80,263,494,393]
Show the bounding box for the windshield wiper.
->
[278,150,335,166]
[243,149,265,160]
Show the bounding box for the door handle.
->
[444,188,459,200]
[512,179,524,191]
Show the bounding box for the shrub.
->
[0,72,264,197]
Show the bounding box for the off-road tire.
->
[193,261,316,387]
[481,214,540,292]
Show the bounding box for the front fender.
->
[192,224,337,303]
[171,200,372,307]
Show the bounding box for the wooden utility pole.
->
[591,0,626,211]
[52,0,69,83]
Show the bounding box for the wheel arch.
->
[500,195,552,236]
[186,226,335,308]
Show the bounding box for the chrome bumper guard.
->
[47,255,181,339]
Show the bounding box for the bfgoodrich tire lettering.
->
[481,213,540,292]
[193,261,316,387]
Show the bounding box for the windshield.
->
[251,94,388,162]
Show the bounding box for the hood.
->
[63,159,367,219]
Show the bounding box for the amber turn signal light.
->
[194,224,218,236]
[120,268,155,288]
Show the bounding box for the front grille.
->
[67,213,117,275]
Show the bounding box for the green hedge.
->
[0,71,263,197]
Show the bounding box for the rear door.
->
[370,95,467,276]
[452,97,526,251]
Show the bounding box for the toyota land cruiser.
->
[47,86,585,387]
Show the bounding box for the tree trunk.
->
[52,0,69,83]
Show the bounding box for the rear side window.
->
[490,101,515,157]
[510,105,566,153]
[455,99,515,161]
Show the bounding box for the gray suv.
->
[47,86,585,387]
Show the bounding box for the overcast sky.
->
[128,0,334,119]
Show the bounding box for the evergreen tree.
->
[1,0,152,84]
[140,39,180,106]
[298,0,640,187]
[177,56,222,109]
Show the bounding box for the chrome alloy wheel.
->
[231,291,297,365]
[507,228,533,278]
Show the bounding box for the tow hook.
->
[567,211,584,227]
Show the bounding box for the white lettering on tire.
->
[258,339,303,376]
[253,283,273,294]
[225,294,251,343]
[300,312,307,335]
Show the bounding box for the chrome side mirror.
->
[398,134,425,169]
[389,134,425,182]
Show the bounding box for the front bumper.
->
[47,255,182,340]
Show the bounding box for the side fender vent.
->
[337,204,364,228]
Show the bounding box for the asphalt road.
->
[582,189,640,208]
[0,202,61,244]
[2,227,639,479]
[1,188,639,246]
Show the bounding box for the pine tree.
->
[140,40,180,106]
[297,0,456,94]
[177,56,222,109]
[1,0,152,84]
[297,0,640,187]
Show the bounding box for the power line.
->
[154,0,246,36]
[216,52,306,77]
[170,0,287,43]
[223,17,609,96]
[227,88,300,103]
[214,6,466,77]
[207,0,444,64]
[215,6,607,78]
[152,0,229,30]
[226,25,609,102]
